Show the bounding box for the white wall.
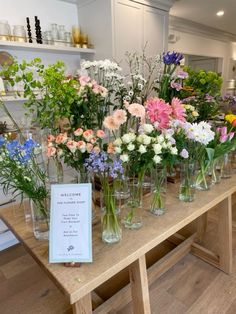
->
[168,28,232,94]
[1,0,78,36]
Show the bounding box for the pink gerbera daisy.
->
[171,97,186,121]
[146,97,172,129]
[103,116,120,131]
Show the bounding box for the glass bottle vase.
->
[150,165,167,215]
[123,178,143,229]
[30,197,50,240]
[179,161,195,202]
[195,160,211,191]
[100,190,122,244]
[221,153,232,179]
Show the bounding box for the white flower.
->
[127,143,135,151]
[137,135,144,143]
[122,132,136,144]
[113,138,122,146]
[115,146,122,154]
[138,144,147,154]
[143,124,154,134]
[153,155,162,164]
[153,143,162,155]
[142,135,151,145]
[157,135,164,143]
[170,147,178,155]
[120,154,129,162]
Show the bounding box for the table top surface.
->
[0,177,235,304]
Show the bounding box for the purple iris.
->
[163,51,184,65]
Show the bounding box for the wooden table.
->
[0,177,234,314]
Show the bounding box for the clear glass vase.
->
[123,178,143,229]
[210,158,222,185]
[46,156,63,184]
[221,153,232,179]
[195,160,211,191]
[150,165,167,215]
[30,198,50,240]
[100,191,122,244]
[179,161,195,202]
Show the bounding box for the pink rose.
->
[83,129,94,141]
[93,146,101,153]
[47,134,55,142]
[86,143,93,153]
[55,133,68,144]
[77,141,86,153]
[47,146,56,157]
[74,128,83,136]
[66,140,78,153]
[90,137,97,144]
[96,130,105,138]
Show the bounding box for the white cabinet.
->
[78,0,173,65]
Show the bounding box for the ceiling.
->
[170,0,236,36]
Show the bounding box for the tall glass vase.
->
[30,197,50,240]
[123,178,143,229]
[150,165,167,215]
[210,158,222,185]
[100,183,122,244]
[46,156,63,183]
[221,153,232,179]
[195,160,211,191]
[179,161,195,202]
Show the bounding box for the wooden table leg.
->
[72,293,92,314]
[218,196,232,274]
[129,255,151,314]
[196,212,208,244]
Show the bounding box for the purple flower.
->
[0,136,6,147]
[171,81,182,91]
[180,148,189,159]
[205,94,215,103]
[163,51,183,65]
[84,151,124,179]
[175,70,189,79]
[181,96,196,104]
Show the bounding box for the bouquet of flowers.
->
[47,128,105,181]
[0,136,48,219]
[84,151,124,243]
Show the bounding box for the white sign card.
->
[49,184,92,263]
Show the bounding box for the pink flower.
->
[77,140,86,153]
[47,134,55,142]
[90,137,97,144]
[175,70,189,79]
[171,81,182,91]
[47,146,56,157]
[83,129,94,141]
[103,116,119,130]
[74,128,83,136]
[113,109,127,125]
[55,133,68,144]
[146,98,172,129]
[107,142,115,154]
[220,135,228,143]
[229,132,234,140]
[96,130,105,138]
[93,146,101,153]
[66,140,78,153]
[86,143,93,153]
[128,103,145,119]
[171,98,186,121]
[79,75,91,86]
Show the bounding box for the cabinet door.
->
[113,0,143,65]
[143,6,168,56]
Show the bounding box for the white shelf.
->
[0,40,95,55]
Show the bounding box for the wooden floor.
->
[1,214,236,313]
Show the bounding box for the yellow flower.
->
[225,114,236,123]
[184,104,190,110]
[192,111,199,117]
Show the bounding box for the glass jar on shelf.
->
[58,25,66,41]
[51,23,59,41]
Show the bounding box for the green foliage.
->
[181,67,223,98]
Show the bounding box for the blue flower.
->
[163,51,183,65]
[0,136,6,147]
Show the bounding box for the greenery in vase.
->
[0,135,49,218]
[0,58,108,131]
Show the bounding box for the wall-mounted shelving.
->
[0,40,95,55]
